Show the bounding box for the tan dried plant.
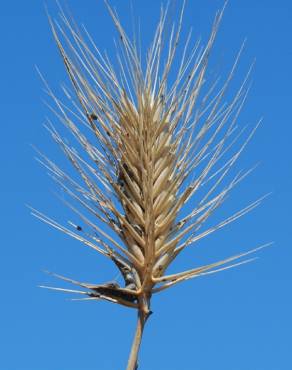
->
[31,2,269,369]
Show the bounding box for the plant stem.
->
[126,311,146,370]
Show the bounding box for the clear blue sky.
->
[0,1,291,369]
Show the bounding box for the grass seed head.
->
[35,2,267,317]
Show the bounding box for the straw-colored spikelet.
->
[32,2,269,369]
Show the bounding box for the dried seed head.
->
[34,2,268,311]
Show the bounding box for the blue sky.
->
[0,1,291,369]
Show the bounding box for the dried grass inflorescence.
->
[32,2,268,369]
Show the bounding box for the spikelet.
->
[33,3,268,367]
